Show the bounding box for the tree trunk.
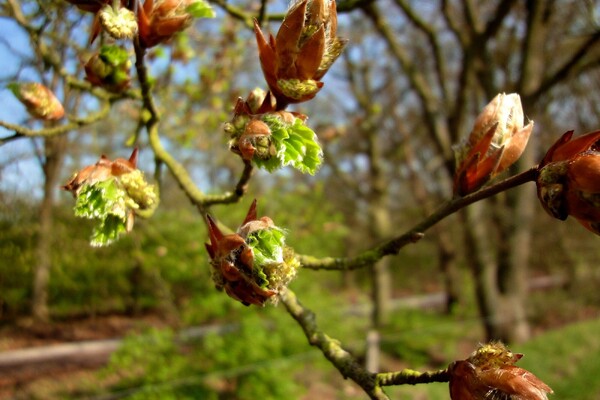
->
[371,257,392,328]
[367,131,392,329]
[463,188,533,344]
[437,230,459,313]
[462,204,499,341]
[32,136,66,323]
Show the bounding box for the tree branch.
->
[279,288,386,399]
[393,0,450,102]
[440,0,467,47]
[299,167,538,270]
[209,0,285,29]
[0,100,111,146]
[134,40,210,211]
[481,0,518,40]
[362,2,453,162]
[202,160,255,207]
[376,368,449,386]
[134,39,253,211]
[526,29,600,104]
[279,288,451,399]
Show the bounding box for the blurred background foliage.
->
[1,0,600,399]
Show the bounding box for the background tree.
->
[1,0,600,399]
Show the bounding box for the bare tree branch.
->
[393,0,450,103]
[279,288,450,399]
[299,167,538,270]
[0,101,111,146]
[361,2,453,164]
[527,29,600,104]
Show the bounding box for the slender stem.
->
[279,288,387,400]
[376,368,449,386]
[299,167,538,270]
[0,100,111,146]
[134,40,209,211]
[202,160,254,207]
[279,288,452,398]
[133,40,253,211]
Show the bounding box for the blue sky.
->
[0,0,355,203]
[0,16,46,199]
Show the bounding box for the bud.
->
[453,93,533,195]
[138,0,200,48]
[205,200,299,306]
[226,103,322,174]
[449,342,552,400]
[65,0,128,43]
[8,82,65,121]
[234,119,275,161]
[84,45,132,93]
[537,130,600,235]
[98,5,138,40]
[253,0,347,110]
[62,149,158,246]
[244,88,273,115]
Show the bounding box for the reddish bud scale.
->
[138,0,195,48]
[453,93,533,196]
[62,148,138,195]
[449,342,552,400]
[537,130,600,235]
[253,0,347,110]
[204,200,281,306]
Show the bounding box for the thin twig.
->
[279,288,452,399]
[0,100,111,146]
[202,160,255,207]
[133,39,253,211]
[299,167,539,270]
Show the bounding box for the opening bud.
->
[205,200,299,306]
[8,82,65,121]
[537,130,600,235]
[98,5,138,40]
[453,93,533,195]
[62,149,158,246]
[449,342,552,400]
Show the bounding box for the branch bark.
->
[279,288,450,399]
[300,167,539,270]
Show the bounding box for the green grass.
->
[518,318,600,400]
[384,316,600,399]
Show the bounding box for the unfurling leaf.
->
[205,200,299,306]
[63,149,158,246]
[74,179,131,246]
[248,113,323,175]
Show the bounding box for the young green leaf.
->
[74,179,130,246]
[247,227,286,289]
[253,114,323,175]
